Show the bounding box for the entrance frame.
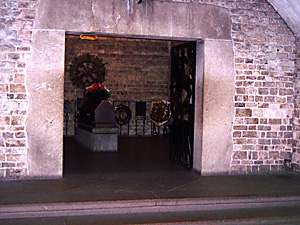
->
[26,1,235,178]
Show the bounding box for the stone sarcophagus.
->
[77,96,115,128]
[75,95,118,152]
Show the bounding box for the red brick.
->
[0,117,10,125]
[269,119,282,124]
[236,108,252,117]
[267,132,277,138]
[232,151,247,160]
[0,84,8,92]
[242,131,258,138]
[234,139,247,145]
[11,116,25,126]
[10,84,26,93]
[258,88,269,95]
[245,118,258,124]
[258,139,271,145]
[233,125,247,130]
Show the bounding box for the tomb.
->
[75,93,119,152]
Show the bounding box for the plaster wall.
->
[25,0,234,178]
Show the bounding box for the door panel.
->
[169,42,196,168]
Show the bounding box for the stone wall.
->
[227,0,296,174]
[64,35,170,136]
[0,0,37,179]
[293,36,300,172]
[0,0,299,179]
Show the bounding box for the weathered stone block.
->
[10,84,26,93]
[230,165,247,174]
[232,151,247,160]
[233,125,247,130]
[201,40,234,175]
[245,118,258,124]
[15,132,25,138]
[236,108,252,117]
[3,132,13,139]
[11,116,25,126]
[6,154,26,162]
[5,139,26,147]
[269,119,282,124]
[0,116,10,125]
[23,10,35,19]
[26,30,65,179]
[242,131,258,138]
[280,151,292,160]
[0,84,8,92]
[5,168,27,179]
[76,127,118,152]
[259,165,270,173]
[269,151,279,160]
[258,139,271,145]
[267,132,277,138]
[254,160,264,165]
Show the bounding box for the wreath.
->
[69,53,106,89]
[115,105,132,125]
[150,100,171,126]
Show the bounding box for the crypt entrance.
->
[63,34,197,175]
[27,0,235,178]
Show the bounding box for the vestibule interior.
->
[63,34,195,175]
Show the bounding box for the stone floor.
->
[1,136,300,224]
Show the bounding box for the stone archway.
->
[26,1,234,178]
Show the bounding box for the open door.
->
[169,42,196,168]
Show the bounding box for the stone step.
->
[1,196,300,220]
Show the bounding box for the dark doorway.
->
[63,35,197,176]
[169,42,196,168]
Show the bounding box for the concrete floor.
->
[1,136,300,224]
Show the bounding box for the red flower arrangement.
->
[86,83,111,99]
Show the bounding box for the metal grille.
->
[63,100,169,136]
[169,42,196,168]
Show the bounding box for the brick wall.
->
[0,0,37,179]
[64,35,170,136]
[227,0,296,174]
[293,36,300,172]
[1,0,299,179]
[170,0,297,174]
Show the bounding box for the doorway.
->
[169,42,196,168]
[63,34,197,176]
[26,1,234,179]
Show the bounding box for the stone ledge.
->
[1,196,300,219]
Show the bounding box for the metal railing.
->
[64,100,168,137]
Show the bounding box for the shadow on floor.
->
[63,136,191,176]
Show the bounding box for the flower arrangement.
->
[85,82,111,99]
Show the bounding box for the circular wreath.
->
[150,100,171,126]
[115,105,132,125]
[69,53,106,89]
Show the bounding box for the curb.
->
[1,196,300,219]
